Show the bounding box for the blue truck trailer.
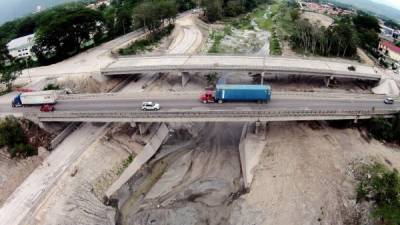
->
[200,84,272,103]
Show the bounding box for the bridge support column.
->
[255,121,261,134]
[181,72,190,87]
[324,76,334,87]
[138,123,152,135]
[261,72,265,85]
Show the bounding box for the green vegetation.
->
[353,12,380,55]
[364,115,400,144]
[119,24,174,55]
[33,4,105,64]
[117,155,134,175]
[201,0,270,22]
[208,30,226,53]
[0,0,195,66]
[43,83,61,91]
[204,72,219,86]
[0,116,37,158]
[356,162,400,224]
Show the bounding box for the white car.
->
[142,102,160,111]
[384,97,394,105]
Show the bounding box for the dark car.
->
[40,104,55,112]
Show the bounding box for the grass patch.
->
[270,28,282,55]
[208,30,226,53]
[119,24,174,55]
[117,155,134,175]
[356,162,400,224]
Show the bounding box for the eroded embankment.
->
[116,123,245,225]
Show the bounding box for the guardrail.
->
[102,64,380,80]
[103,55,381,80]
[25,108,398,123]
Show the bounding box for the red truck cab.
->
[40,104,55,112]
[200,91,215,103]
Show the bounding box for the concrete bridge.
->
[101,55,381,86]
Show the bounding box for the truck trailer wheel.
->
[218,100,223,104]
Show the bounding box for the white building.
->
[6,34,35,59]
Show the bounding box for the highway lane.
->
[2,96,399,114]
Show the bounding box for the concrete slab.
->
[104,123,169,200]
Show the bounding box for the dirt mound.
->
[372,79,400,96]
[19,119,56,150]
[58,76,122,94]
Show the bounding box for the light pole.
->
[25,58,32,83]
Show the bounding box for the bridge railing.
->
[101,64,380,79]
[26,108,399,122]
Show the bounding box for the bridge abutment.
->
[239,122,268,190]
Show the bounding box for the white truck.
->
[12,90,58,107]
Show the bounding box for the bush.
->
[43,83,60,91]
[119,24,174,55]
[356,163,400,224]
[0,116,37,158]
[365,115,400,143]
[9,143,37,158]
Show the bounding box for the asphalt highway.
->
[1,95,399,114]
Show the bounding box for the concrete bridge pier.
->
[324,76,335,87]
[130,122,153,135]
[181,72,190,87]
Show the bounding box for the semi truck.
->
[12,90,58,108]
[200,84,271,104]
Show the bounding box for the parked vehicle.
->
[142,102,160,111]
[40,104,55,112]
[12,90,58,107]
[200,84,272,104]
[384,97,394,104]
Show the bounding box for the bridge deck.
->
[101,55,381,80]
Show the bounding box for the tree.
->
[290,8,300,21]
[353,13,381,33]
[32,5,105,64]
[176,0,196,12]
[133,0,177,32]
[115,7,133,35]
[224,0,245,17]
[201,0,223,22]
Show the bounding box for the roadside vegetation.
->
[117,155,134,175]
[356,162,400,224]
[119,24,175,55]
[0,116,37,158]
[0,0,195,85]
[43,83,61,91]
[363,115,400,144]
